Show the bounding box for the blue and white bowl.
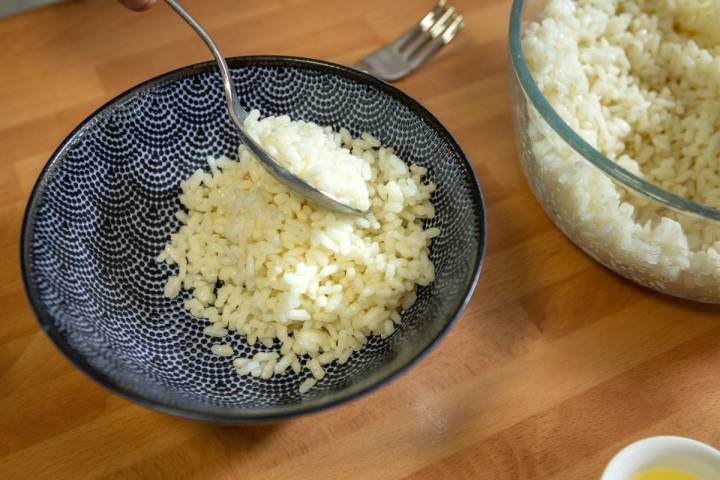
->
[21,56,486,421]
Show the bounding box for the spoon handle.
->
[162,0,366,216]
[164,0,248,126]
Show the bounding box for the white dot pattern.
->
[22,57,486,420]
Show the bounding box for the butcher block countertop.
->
[1,0,719,478]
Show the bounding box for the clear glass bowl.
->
[509,0,720,303]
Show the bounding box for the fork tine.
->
[403,5,456,59]
[428,6,456,39]
[408,13,464,70]
[440,13,464,44]
[395,2,449,52]
[353,1,464,81]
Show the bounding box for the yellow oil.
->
[631,467,699,480]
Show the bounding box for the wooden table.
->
[1,0,719,478]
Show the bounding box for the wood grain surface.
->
[1,0,719,479]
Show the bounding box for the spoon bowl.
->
[165,0,368,215]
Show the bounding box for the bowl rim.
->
[601,435,720,479]
[508,0,720,222]
[20,54,487,423]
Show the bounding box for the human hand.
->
[118,0,157,11]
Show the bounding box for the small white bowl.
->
[602,436,720,479]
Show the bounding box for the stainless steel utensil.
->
[353,0,464,81]
[164,0,368,215]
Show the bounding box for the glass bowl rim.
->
[508,0,720,222]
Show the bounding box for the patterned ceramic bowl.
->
[21,56,485,422]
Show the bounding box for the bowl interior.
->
[509,0,720,222]
[22,56,485,420]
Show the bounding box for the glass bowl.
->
[509,0,720,303]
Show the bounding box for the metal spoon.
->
[164,0,368,215]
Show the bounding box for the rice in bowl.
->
[518,0,720,300]
[157,112,439,391]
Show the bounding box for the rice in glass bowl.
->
[510,0,720,303]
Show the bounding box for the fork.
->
[353,0,464,82]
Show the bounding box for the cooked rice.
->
[522,0,720,298]
[244,110,371,212]
[157,117,438,392]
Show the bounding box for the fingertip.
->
[120,0,156,12]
